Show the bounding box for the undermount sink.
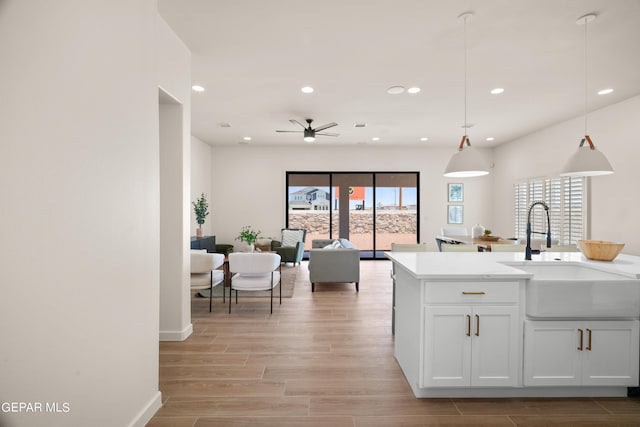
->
[504,263,640,318]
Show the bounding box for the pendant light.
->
[560,13,614,177]
[444,12,490,178]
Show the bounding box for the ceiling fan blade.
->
[289,119,307,129]
[313,122,338,132]
[316,132,339,137]
[276,130,303,133]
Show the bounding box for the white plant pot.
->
[236,241,254,252]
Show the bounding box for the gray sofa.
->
[308,239,360,292]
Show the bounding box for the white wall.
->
[493,95,640,255]
[209,145,494,251]
[190,136,214,236]
[0,1,162,426]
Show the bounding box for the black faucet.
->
[525,200,552,261]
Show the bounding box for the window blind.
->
[513,176,586,244]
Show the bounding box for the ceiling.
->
[158,0,640,148]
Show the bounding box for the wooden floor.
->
[147,260,640,427]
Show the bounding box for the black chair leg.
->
[356,282,359,292]
[209,272,213,312]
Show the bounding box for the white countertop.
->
[385,251,640,280]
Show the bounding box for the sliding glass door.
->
[286,172,419,259]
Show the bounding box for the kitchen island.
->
[386,251,640,398]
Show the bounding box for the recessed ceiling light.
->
[597,88,614,95]
[407,87,421,94]
[301,86,314,93]
[243,136,252,141]
[420,137,429,141]
[490,88,504,94]
[192,85,205,92]
[387,86,405,95]
[372,137,380,141]
[486,137,495,141]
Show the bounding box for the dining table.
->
[436,234,518,252]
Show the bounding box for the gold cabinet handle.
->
[462,291,486,295]
[466,314,471,336]
[577,329,584,351]
[586,328,592,351]
[475,314,480,336]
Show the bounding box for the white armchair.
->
[228,252,281,314]
[190,250,225,312]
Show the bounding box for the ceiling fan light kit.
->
[560,13,614,177]
[443,11,490,178]
[276,118,339,143]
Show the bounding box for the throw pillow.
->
[339,238,356,249]
[281,229,304,247]
[323,240,343,249]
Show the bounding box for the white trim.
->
[127,391,162,427]
[159,323,193,341]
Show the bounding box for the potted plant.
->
[236,225,261,252]
[192,193,209,238]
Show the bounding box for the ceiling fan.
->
[276,119,339,142]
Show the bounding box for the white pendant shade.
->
[560,144,614,177]
[444,146,490,177]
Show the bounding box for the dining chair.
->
[190,250,225,312]
[441,226,469,236]
[491,244,527,252]
[440,243,478,252]
[391,243,430,252]
[228,252,281,314]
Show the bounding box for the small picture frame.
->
[448,205,463,224]
[448,183,464,202]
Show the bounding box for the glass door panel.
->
[333,173,374,256]
[286,173,331,251]
[374,173,419,257]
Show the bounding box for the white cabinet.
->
[421,281,520,388]
[524,320,639,386]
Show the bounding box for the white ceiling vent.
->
[354,123,367,128]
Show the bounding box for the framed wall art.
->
[447,205,463,224]
[448,183,463,202]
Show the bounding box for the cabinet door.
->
[471,306,519,387]
[524,320,582,386]
[423,306,471,387]
[582,320,639,386]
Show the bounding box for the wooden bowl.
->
[479,235,500,241]
[577,240,625,261]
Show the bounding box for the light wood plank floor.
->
[148,260,640,426]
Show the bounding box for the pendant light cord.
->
[584,15,588,136]
[464,14,468,138]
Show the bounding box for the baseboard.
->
[159,323,193,341]
[127,390,162,427]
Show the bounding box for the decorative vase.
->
[471,224,485,238]
[196,227,204,238]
